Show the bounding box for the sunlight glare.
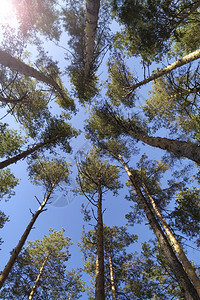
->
[0,0,16,26]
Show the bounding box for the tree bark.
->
[0,135,60,170]
[95,178,105,300]
[142,182,200,297]
[128,129,200,165]
[108,242,116,300]
[0,183,55,289]
[0,49,64,98]
[127,48,200,94]
[28,252,50,300]
[118,154,200,300]
[85,0,100,79]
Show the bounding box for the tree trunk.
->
[28,252,50,300]
[0,183,55,289]
[0,135,60,170]
[127,48,200,93]
[108,242,116,300]
[85,0,100,79]
[128,129,200,165]
[118,154,200,300]
[0,49,60,89]
[95,178,105,300]
[142,182,200,297]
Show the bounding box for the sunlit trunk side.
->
[0,183,56,289]
[142,182,200,297]
[108,242,116,300]
[0,49,64,98]
[128,129,200,165]
[118,154,200,300]
[95,178,105,300]
[126,48,200,94]
[85,0,100,79]
[28,252,50,300]
[0,135,60,170]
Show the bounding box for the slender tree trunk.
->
[95,178,105,300]
[0,183,55,289]
[85,0,100,78]
[128,129,200,165]
[142,182,200,296]
[108,242,116,300]
[0,135,60,170]
[118,154,200,300]
[28,252,50,300]
[127,48,200,94]
[0,95,29,104]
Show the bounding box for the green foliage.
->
[63,0,98,102]
[77,147,122,195]
[111,0,200,63]
[0,229,85,299]
[79,225,137,299]
[40,116,78,153]
[12,0,62,41]
[0,123,24,158]
[28,158,71,190]
[170,187,200,239]
[106,52,137,107]
[143,66,200,137]
[0,169,19,200]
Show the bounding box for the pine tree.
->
[0,229,84,299]
[0,158,71,288]
[77,148,122,300]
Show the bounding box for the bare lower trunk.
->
[143,182,200,297]
[0,49,60,90]
[127,48,200,94]
[85,0,100,78]
[0,184,55,289]
[28,252,50,300]
[118,154,200,300]
[108,243,116,300]
[95,178,105,300]
[0,135,60,170]
[128,129,200,165]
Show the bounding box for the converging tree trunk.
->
[108,242,116,300]
[85,0,100,78]
[0,183,56,289]
[28,252,50,300]
[128,129,200,165]
[0,49,64,98]
[142,182,200,297]
[0,135,60,170]
[127,48,200,94]
[118,154,200,300]
[95,178,105,300]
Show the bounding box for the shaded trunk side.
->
[128,129,200,165]
[28,252,50,300]
[85,0,100,78]
[0,135,60,170]
[127,48,200,93]
[118,154,200,300]
[108,242,116,300]
[0,183,55,289]
[95,178,105,300]
[143,182,200,296]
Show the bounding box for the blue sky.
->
[0,2,200,298]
